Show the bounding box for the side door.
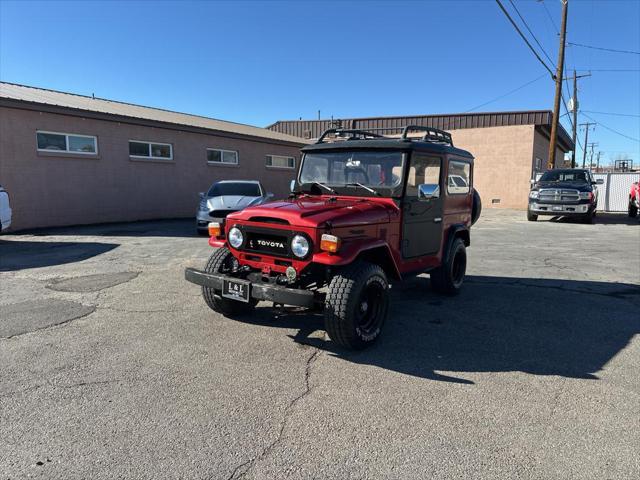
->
[401,153,443,258]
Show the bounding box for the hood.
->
[228,196,395,228]
[534,181,592,192]
[207,195,261,211]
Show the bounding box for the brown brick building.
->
[268,112,574,209]
[0,82,306,231]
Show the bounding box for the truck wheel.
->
[527,210,538,222]
[629,198,638,218]
[431,238,466,295]
[324,261,389,350]
[581,210,595,224]
[202,248,256,316]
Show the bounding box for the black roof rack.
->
[400,125,454,146]
[315,125,454,147]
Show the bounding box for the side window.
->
[447,160,470,194]
[405,155,441,198]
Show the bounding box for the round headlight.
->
[228,227,243,249]
[291,235,310,258]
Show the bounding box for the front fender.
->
[312,239,401,279]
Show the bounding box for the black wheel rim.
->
[357,282,385,334]
[451,248,466,288]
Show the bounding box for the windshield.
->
[299,151,405,195]
[208,182,261,197]
[539,170,588,183]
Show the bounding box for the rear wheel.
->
[527,210,538,222]
[202,248,256,316]
[324,261,389,350]
[431,238,467,295]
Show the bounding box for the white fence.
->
[592,173,639,212]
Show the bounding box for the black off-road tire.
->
[324,261,389,350]
[431,237,467,295]
[527,210,538,222]
[629,198,638,218]
[202,248,256,316]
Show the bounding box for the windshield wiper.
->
[311,182,337,194]
[345,182,381,196]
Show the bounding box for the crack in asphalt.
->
[225,348,321,480]
[0,378,135,399]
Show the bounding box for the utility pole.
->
[586,142,598,169]
[596,151,601,171]
[547,0,569,170]
[579,122,596,168]
[567,70,591,168]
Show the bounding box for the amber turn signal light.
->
[320,234,340,253]
[208,222,222,237]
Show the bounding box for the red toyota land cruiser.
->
[186,126,481,349]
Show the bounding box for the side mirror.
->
[530,179,536,185]
[199,191,205,198]
[595,179,604,185]
[290,179,296,192]
[418,184,440,201]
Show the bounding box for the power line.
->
[581,112,640,143]
[508,0,556,66]
[465,73,548,112]
[582,110,640,118]
[540,0,559,33]
[574,69,640,72]
[495,0,556,78]
[568,41,640,55]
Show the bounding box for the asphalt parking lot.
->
[1,209,639,479]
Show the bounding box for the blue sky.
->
[1,0,638,165]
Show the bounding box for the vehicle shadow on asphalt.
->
[0,240,119,271]
[14,218,198,238]
[547,213,640,226]
[239,275,640,385]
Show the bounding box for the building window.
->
[129,140,173,160]
[207,148,238,165]
[447,160,470,194]
[266,155,295,169]
[534,157,543,171]
[36,131,97,154]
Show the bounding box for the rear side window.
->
[447,161,470,194]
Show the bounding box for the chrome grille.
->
[539,188,580,202]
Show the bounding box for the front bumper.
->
[185,267,316,308]
[528,202,591,215]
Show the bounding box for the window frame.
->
[206,148,239,166]
[128,140,173,161]
[36,130,98,155]
[446,159,471,195]
[266,154,296,170]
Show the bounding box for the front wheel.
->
[431,238,467,295]
[581,210,595,224]
[629,198,638,218]
[324,261,389,350]
[202,248,256,316]
[527,210,538,222]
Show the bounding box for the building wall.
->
[449,125,535,209]
[0,106,302,231]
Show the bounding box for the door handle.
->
[434,217,442,223]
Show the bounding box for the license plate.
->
[222,279,250,303]
[552,205,563,211]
